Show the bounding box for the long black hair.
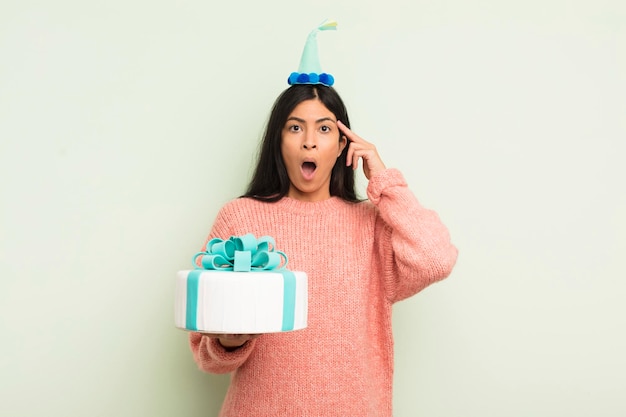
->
[242,84,360,203]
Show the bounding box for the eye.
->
[288,125,301,132]
[320,125,331,133]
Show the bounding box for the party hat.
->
[288,19,337,87]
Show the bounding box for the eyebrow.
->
[286,116,337,124]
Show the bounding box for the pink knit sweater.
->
[189,168,458,416]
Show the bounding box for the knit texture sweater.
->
[189,168,458,416]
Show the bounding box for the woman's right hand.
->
[200,333,261,350]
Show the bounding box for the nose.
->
[302,131,317,149]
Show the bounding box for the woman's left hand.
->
[338,120,386,180]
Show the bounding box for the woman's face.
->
[281,99,347,202]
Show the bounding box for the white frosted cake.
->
[174,234,308,334]
[175,269,308,333]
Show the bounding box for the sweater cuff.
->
[206,336,256,363]
[366,168,407,205]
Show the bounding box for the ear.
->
[338,135,348,156]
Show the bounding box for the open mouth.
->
[301,161,317,179]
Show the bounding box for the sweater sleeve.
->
[188,201,257,374]
[189,332,257,374]
[367,168,458,302]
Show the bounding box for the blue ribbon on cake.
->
[186,234,297,332]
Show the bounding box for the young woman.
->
[189,84,458,416]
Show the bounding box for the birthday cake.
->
[174,234,308,334]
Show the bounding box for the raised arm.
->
[338,120,457,302]
[369,168,458,302]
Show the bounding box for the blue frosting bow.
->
[192,234,288,272]
[186,234,297,332]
